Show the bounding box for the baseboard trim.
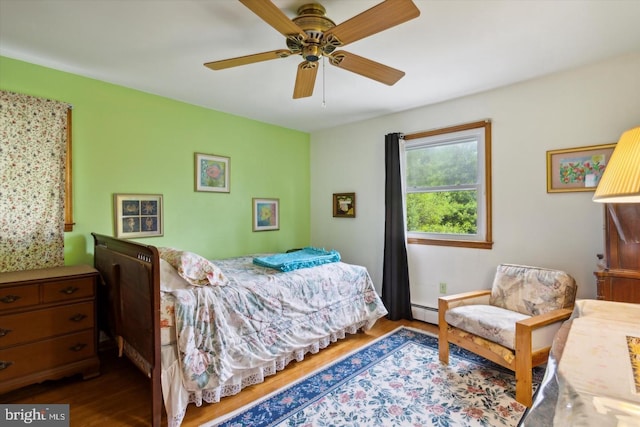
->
[411,304,438,325]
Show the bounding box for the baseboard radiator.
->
[411,304,438,325]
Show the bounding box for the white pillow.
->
[159,258,191,292]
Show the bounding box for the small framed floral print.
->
[333,192,356,218]
[546,143,616,193]
[195,153,230,193]
[253,198,279,231]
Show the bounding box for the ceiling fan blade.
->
[204,50,292,70]
[293,61,318,99]
[323,0,420,47]
[328,51,405,86]
[239,0,306,38]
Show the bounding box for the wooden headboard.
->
[92,233,162,426]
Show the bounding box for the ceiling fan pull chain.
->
[322,56,327,108]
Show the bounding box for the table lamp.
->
[593,126,640,243]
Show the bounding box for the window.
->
[403,120,492,249]
[65,108,74,231]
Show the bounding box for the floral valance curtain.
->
[0,90,69,272]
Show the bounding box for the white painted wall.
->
[310,53,640,318]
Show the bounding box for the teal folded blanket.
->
[253,247,341,272]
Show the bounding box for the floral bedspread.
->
[170,255,388,393]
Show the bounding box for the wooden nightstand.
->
[0,265,100,394]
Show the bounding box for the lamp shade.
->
[593,126,640,203]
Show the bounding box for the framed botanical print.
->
[546,143,616,193]
[252,198,279,231]
[195,153,230,193]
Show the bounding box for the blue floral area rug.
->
[201,326,542,427]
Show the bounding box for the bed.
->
[91,233,388,427]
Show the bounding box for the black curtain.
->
[382,132,413,321]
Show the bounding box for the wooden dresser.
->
[0,265,100,394]
[594,204,640,303]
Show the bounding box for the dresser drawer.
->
[0,330,95,382]
[0,285,39,312]
[42,276,94,303]
[0,301,94,348]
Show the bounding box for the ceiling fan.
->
[204,0,420,99]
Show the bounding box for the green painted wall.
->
[0,56,310,266]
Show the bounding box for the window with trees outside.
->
[403,120,492,249]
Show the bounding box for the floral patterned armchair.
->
[438,264,577,406]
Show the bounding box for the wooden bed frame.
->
[92,233,162,426]
[92,233,382,426]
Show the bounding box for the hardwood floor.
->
[1,318,438,426]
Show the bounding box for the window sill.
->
[407,237,494,250]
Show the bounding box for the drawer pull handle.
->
[69,314,87,322]
[60,286,79,295]
[0,361,13,370]
[0,295,20,304]
[69,343,87,352]
[0,328,11,337]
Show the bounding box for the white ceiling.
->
[1,0,639,133]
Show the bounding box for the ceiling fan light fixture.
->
[303,45,321,62]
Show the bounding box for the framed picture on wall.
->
[546,143,616,193]
[195,153,230,193]
[253,198,279,231]
[333,192,356,218]
[114,193,163,238]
